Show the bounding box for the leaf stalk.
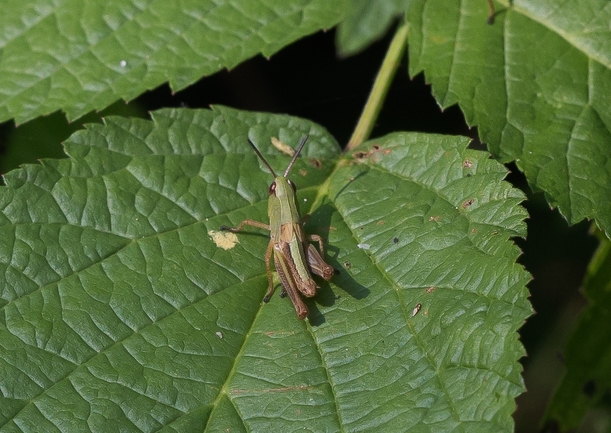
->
[346,23,408,150]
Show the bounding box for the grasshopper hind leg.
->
[273,252,309,319]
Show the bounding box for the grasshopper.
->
[221,136,334,319]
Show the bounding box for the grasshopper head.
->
[269,176,297,199]
[246,135,309,197]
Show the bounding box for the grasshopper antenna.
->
[283,135,309,177]
[247,138,277,177]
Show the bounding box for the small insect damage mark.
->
[462,198,475,209]
[309,158,323,169]
[463,159,473,168]
[271,137,295,156]
[353,144,391,161]
[343,261,351,269]
[426,286,436,294]
[429,216,441,222]
[208,229,239,250]
[411,303,422,317]
[393,237,399,244]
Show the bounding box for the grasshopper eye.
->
[269,182,276,195]
[287,179,296,191]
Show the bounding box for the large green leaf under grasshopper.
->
[221,136,334,319]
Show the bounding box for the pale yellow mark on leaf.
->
[208,230,239,250]
[271,137,295,156]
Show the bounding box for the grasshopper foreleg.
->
[220,219,270,232]
[263,241,275,303]
[221,220,277,303]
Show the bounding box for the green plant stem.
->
[346,23,408,151]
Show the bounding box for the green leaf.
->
[335,0,410,57]
[407,0,611,237]
[0,107,531,431]
[0,0,347,125]
[544,231,611,431]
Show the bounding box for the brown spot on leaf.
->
[462,198,475,208]
[353,143,391,160]
[412,303,422,317]
[309,158,322,168]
